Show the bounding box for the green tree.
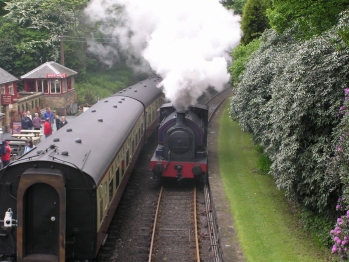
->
[222,0,247,14]
[241,0,270,45]
[0,17,39,78]
[229,38,261,85]
[2,0,94,74]
[266,0,349,38]
[0,0,7,16]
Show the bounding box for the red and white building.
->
[21,61,78,115]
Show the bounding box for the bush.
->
[230,21,349,214]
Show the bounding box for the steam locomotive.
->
[150,103,208,181]
[0,77,164,261]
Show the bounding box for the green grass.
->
[218,104,329,262]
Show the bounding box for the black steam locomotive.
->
[0,77,163,261]
[150,103,208,181]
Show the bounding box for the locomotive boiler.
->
[0,77,164,261]
[150,103,208,181]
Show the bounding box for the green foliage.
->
[241,0,270,45]
[257,152,271,174]
[230,20,349,216]
[338,11,349,48]
[0,17,38,77]
[299,208,333,247]
[75,65,139,105]
[2,0,95,75]
[266,0,349,39]
[229,38,262,85]
[222,0,247,14]
[0,0,6,16]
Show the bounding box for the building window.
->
[62,79,67,93]
[37,80,48,93]
[8,83,14,95]
[70,77,75,90]
[50,79,61,94]
[0,85,5,95]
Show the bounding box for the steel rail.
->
[194,186,200,262]
[148,186,163,262]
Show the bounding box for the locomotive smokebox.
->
[176,111,186,126]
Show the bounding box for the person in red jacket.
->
[1,140,11,167]
[44,118,52,138]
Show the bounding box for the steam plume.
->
[85,0,241,109]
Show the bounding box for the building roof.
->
[21,61,78,79]
[0,68,18,84]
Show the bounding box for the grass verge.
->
[218,104,329,262]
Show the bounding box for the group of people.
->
[21,111,41,130]
[1,107,70,167]
[21,107,68,138]
[1,139,36,167]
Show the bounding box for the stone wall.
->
[42,89,77,116]
[4,92,44,133]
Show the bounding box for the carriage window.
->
[121,160,125,176]
[99,186,104,225]
[109,179,113,204]
[132,139,135,155]
[126,150,130,171]
[115,168,120,188]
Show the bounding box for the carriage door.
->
[17,168,66,262]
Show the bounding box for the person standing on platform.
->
[60,116,68,128]
[21,112,33,130]
[26,111,32,120]
[24,140,35,154]
[55,115,61,131]
[1,140,11,167]
[42,107,54,128]
[32,113,41,130]
[44,118,52,138]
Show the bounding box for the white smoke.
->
[85,0,241,109]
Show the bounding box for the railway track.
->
[149,184,199,262]
[95,87,232,262]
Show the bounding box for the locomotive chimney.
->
[176,111,186,126]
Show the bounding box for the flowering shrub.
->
[331,198,349,261]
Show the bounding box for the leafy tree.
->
[3,0,92,74]
[0,18,38,78]
[222,0,247,14]
[0,0,7,16]
[266,0,349,38]
[241,0,270,45]
[229,38,261,85]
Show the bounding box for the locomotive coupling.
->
[2,208,17,228]
[174,165,183,181]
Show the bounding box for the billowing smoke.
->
[85,0,241,109]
